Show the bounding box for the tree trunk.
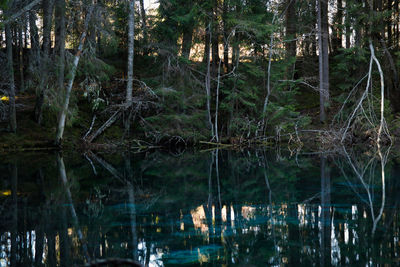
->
[181,26,193,60]
[203,25,211,63]
[42,0,54,55]
[211,0,220,75]
[29,11,40,69]
[139,0,148,55]
[311,0,317,55]
[55,5,95,145]
[222,0,229,71]
[285,0,296,58]
[205,22,214,138]
[332,0,343,53]
[345,0,351,48]
[317,0,329,123]
[285,0,296,80]
[387,0,392,47]
[18,25,25,92]
[55,0,66,90]
[126,0,135,106]
[6,23,17,133]
[34,0,53,124]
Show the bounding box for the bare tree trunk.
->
[34,0,54,124]
[205,23,214,138]
[345,0,351,48]
[285,0,297,58]
[311,0,317,56]
[285,0,296,81]
[18,25,25,92]
[181,23,193,60]
[211,0,220,75]
[203,24,211,63]
[55,0,66,90]
[139,0,148,55]
[6,23,17,133]
[55,5,95,145]
[29,11,40,69]
[387,0,392,46]
[126,0,135,106]
[317,0,329,123]
[42,0,54,55]
[332,0,343,53]
[222,0,229,71]
[125,0,135,136]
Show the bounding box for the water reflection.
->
[0,147,399,266]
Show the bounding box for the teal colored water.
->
[0,148,399,266]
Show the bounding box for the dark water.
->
[0,147,399,266]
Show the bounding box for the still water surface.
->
[0,147,399,266]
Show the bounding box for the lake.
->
[0,146,399,266]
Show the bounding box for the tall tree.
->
[317,0,329,123]
[285,0,296,78]
[34,0,54,124]
[139,0,148,55]
[211,0,220,74]
[126,0,135,106]
[42,0,53,55]
[54,0,66,90]
[180,0,195,60]
[332,0,343,53]
[55,5,95,145]
[6,22,17,132]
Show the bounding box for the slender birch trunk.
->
[126,0,135,106]
[205,23,215,138]
[55,5,95,145]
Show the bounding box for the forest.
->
[0,0,399,150]
[2,1,400,266]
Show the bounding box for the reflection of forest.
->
[0,149,399,266]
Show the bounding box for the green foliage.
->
[76,54,115,111]
[332,47,369,92]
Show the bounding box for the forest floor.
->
[1,79,398,153]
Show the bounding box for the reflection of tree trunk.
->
[145,240,150,267]
[60,204,71,267]
[125,155,138,261]
[215,150,222,235]
[10,162,18,266]
[47,213,57,267]
[35,169,45,266]
[320,156,331,266]
[288,204,299,265]
[57,154,91,263]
